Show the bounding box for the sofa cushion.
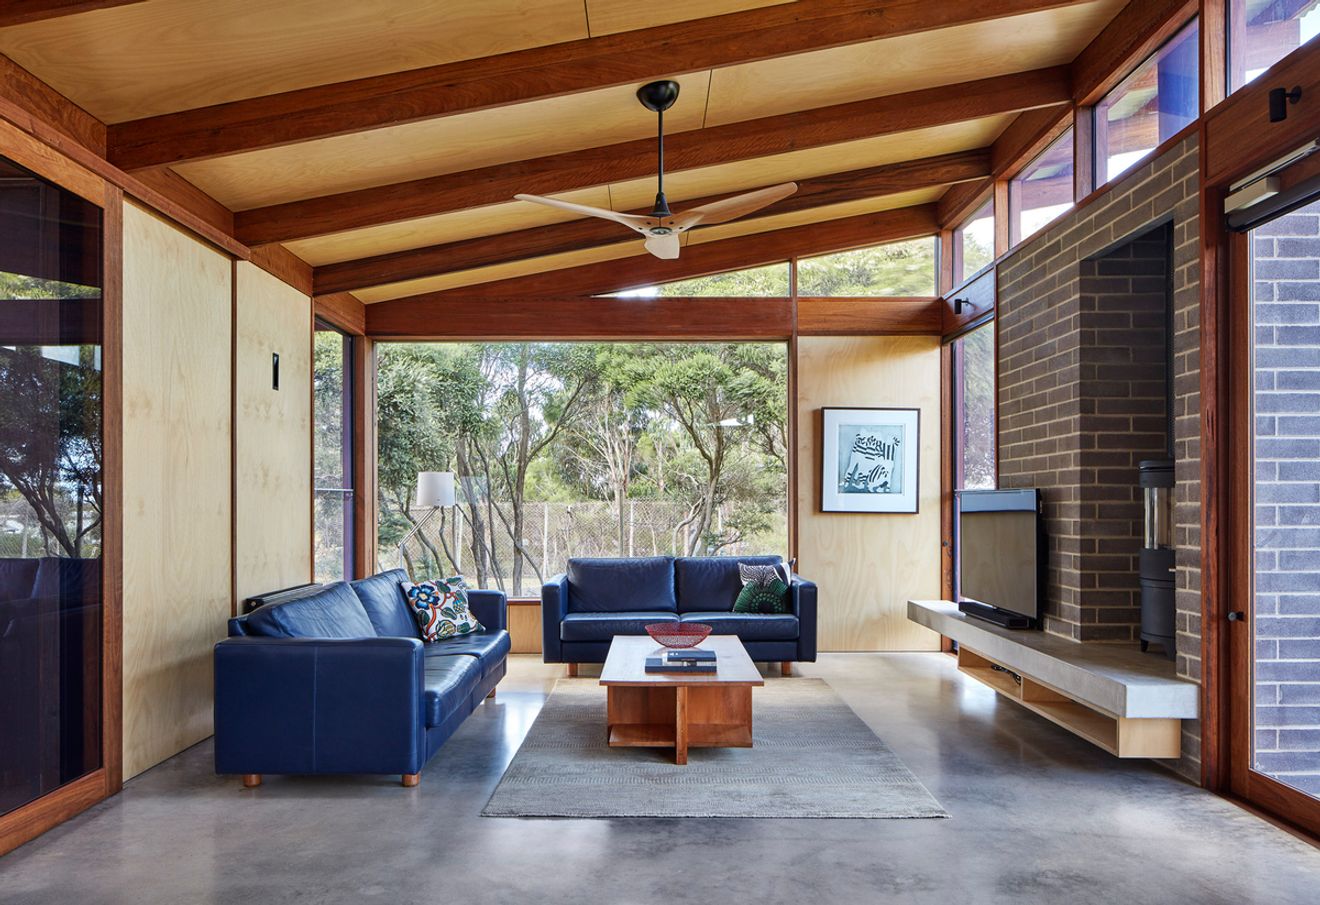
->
[403,576,484,640]
[680,611,799,641]
[733,578,791,615]
[567,557,676,613]
[561,611,678,642]
[424,629,511,679]
[350,569,417,638]
[674,556,782,613]
[422,655,482,728]
[244,582,376,639]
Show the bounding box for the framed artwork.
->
[820,407,920,513]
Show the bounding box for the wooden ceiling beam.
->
[0,1,148,27]
[399,202,940,300]
[106,0,1093,171]
[314,149,990,295]
[237,67,1069,246]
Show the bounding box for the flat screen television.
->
[955,488,1045,629]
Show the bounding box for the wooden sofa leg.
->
[567,663,578,677]
[486,687,497,698]
[402,773,420,787]
[781,661,792,677]
[242,774,262,788]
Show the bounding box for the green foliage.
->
[797,238,937,297]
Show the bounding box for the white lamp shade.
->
[415,471,455,508]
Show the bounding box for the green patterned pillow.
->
[402,575,484,641]
[733,579,791,614]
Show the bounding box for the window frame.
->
[949,320,998,600]
[951,196,995,287]
[1093,17,1201,189]
[1008,126,1076,249]
[313,318,356,583]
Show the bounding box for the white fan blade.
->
[644,232,681,259]
[514,194,657,232]
[669,182,798,231]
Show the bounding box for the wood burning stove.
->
[1139,459,1175,658]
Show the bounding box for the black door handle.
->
[1228,610,1246,622]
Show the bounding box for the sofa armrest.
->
[791,577,818,662]
[213,636,425,776]
[541,573,569,662]
[466,589,507,632]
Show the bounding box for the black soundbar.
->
[958,600,1033,629]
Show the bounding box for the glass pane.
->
[313,324,352,582]
[609,262,790,297]
[796,237,937,296]
[957,324,997,491]
[375,342,789,597]
[1251,195,1320,800]
[1010,128,1075,247]
[0,157,104,817]
[1097,19,1200,185]
[953,198,994,285]
[1231,0,1320,91]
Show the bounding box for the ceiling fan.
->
[514,80,797,260]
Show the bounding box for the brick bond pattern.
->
[1251,203,1320,795]
[996,134,1201,778]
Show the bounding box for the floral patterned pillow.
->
[401,575,484,641]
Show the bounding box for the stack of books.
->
[645,648,717,673]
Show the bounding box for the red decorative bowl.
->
[646,622,712,648]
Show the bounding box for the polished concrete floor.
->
[2,653,1318,904]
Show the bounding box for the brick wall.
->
[1076,230,1171,642]
[996,133,1202,777]
[1250,201,1320,795]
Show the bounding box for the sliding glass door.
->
[0,156,106,819]
[1230,191,1320,833]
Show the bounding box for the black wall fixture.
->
[272,352,280,391]
[1269,85,1302,122]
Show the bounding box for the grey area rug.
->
[482,677,948,819]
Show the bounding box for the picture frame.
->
[820,407,920,514]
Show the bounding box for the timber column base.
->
[606,684,753,765]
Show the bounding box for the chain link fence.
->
[392,498,778,597]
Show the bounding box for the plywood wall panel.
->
[234,262,312,604]
[121,201,232,779]
[796,336,942,651]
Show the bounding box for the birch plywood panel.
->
[173,76,711,211]
[704,0,1124,125]
[234,262,312,603]
[121,201,232,779]
[284,188,613,267]
[584,0,791,36]
[0,0,590,122]
[796,336,941,651]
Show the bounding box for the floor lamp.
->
[397,471,456,571]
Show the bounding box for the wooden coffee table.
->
[599,634,765,765]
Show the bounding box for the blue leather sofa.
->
[214,568,508,787]
[542,556,816,674]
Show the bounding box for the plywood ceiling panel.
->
[354,241,644,303]
[686,186,944,245]
[283,115,1007,266]
[584,0,792,36]
[173,74,712,211]
[0,0,590,122]
[704,0,1126,125]
[605,114,1013,210]
[285,187,613,266]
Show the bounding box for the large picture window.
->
[1095,19,1199,186]
[376,342,789,596]
[313,321,354,582]
[0,157,104,817]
